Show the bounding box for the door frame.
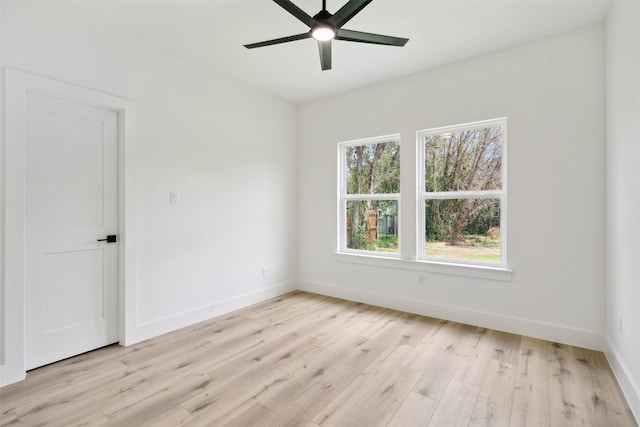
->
[1,68,138,386]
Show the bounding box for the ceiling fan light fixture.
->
[244,0,409,71]
[311,24,336,41]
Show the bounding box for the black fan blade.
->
[336,29,408,46]
[318,40,332,70]
[244,33,311,49]
[328,0,373,28]
[274,0,315,27]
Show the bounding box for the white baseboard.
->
[297,279,603,351]
[604,336,640,424]
[130,281,297,345]
[0,364,25,388]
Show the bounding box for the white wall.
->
[605,1,640,420]
[0,2,4,366]
[297,25,606,350]
[0,1,297,385]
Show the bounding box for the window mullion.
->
[344,193,400,201]
[423,190,503,199]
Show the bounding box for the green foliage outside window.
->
[423,124,504,262]
[344,141,400,252]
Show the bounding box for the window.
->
[338,135,400,256]
[418,118,506,266]
[336,119,507,275]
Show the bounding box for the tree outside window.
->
[419,118,506,265]
[340,137,400,254]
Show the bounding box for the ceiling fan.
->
[244,0,409,71]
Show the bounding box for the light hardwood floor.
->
[0,291,636,426]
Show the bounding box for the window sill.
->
[333,252,512,282]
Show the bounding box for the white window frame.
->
[338,134,401,258]
[417,118,507,268]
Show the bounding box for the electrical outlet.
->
[418,275,426,286]
[619,314,623,334]
[169,191,178,205]
[262,267,268,278]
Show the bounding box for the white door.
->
[24,92,119,370]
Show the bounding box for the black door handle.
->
[97,235,117,243]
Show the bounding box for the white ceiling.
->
[78,0,611,103]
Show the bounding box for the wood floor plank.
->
[455,328,522,389]
[488,330,522,365]
[428,379,481,427]
[181,369,291,426]
[220,401,283,427]
[547,340,600,426]
[547,341,635,427]
[0,291,636,427]
[259,361,362,425]
[203,330,320,379]
[454,328,492,386]
[469,359,516,426]
[104,373,211,425]
[311,344,419,426]
[407,321,477,401]
[0,346,128,409]
[387,391,438,426]
[243,292,337,322]
[354,366,422,427]
[56,410,112,427]
[18,372,145,427]
[12,360,130,423]
[592,367,638,426]
[509,336,552,427]
[0,409,19,427]
[138,406,195,427]
[289,311,425,377]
